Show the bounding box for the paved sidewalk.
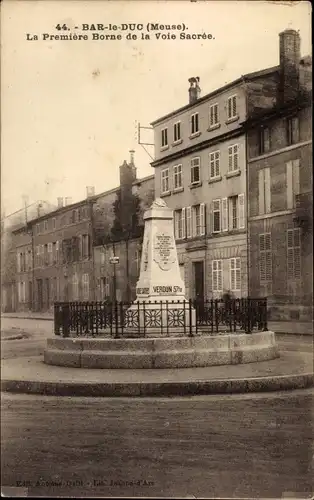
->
[1,312,53,321]
[2,351,313,397]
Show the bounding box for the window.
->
[212,260,223,292]
[230,196,238,230]
[18,281,26,303]
[161,128,168,148]
[287,228,301,280]
[52,218,56,230]
[82,273,89,300]
[173,164,183,190]
[258,168,271,215]
[209,103,219,127]
[100,277,110,299]
[27,250,32,270]
[227,194,245,230]
[52,242,57,264]
[228,144,239,172]
[230,258,241,291]
[72,273,79,301]
[212,199,221,233]
[44,220,48,232]
[48,242,53,265]
[81,234,90,259]
[161,168,170,194]
[259,126,270,155]
[100,249,106,265]
[191,113,199,135]
[192,204,205,237]
[36,224,40,235]
[17,253,21,273]
[190,157,200,184]
[209,151,220,178]
[173,122,181,142]
[287,116,299,146]
[227,95,237,120]
[286,159,300,209]
[43,244,48,266]
[259,233,272,285]
[174,208,186,240]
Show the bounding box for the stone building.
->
[6,155,154,312]
[1,201,55,312]
[245,30,312,320]
[150,29,311,304]
[23,196,96,311]
[93,154,154,302]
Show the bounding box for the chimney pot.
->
[188,76,201,104]
[86,186,95,198]
[65,197,72,206]
[129,149,135,165]
[57,197,64,208]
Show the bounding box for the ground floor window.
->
[230,257,241,292]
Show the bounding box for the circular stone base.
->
[44,331,279,369]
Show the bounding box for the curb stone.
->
[1,373,313,397]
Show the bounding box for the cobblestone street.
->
[1,390,313,498]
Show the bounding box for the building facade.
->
[6,156,154,312]
[93,157,155,302]
[246,31,312,320]
[151,29,311,306]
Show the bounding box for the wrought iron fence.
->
[54,298,268,338]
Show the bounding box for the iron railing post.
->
[63,303,70,338]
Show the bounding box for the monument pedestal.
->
[124,198,196,338]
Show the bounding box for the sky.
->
[1,0,311,216]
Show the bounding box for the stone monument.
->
[126,198,196,336]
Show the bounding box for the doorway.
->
[193,261,204,300]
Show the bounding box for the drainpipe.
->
[241,75,250,298]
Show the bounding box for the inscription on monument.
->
[153,233,176,271]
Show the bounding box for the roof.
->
[23,173,155,227]
[150,65,279,126]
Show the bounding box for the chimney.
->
[188,77,201,104]
[57,197,64,208]
[129,149,135,166]
[279,29,301,103]
[86,186,95,198]
[65,197,72,206]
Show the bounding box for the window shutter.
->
[238,193,245,229]
[230,258,235,291]
[200,203,205,235]
[286,161,293,209]
[182,207,186,239]
[264,167,271,213]
[212,261,217,291]
[292,159,300,199]
[258,169,265,215]
[294,246,301,279]
[228,147,233,170]
[186,207,192,238]
[174,212,179,239]
[222,198,228,231]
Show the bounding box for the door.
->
[45,278,50,310]
[193,261,204,300]
[37,279,43,311]
[28,281,33,310]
